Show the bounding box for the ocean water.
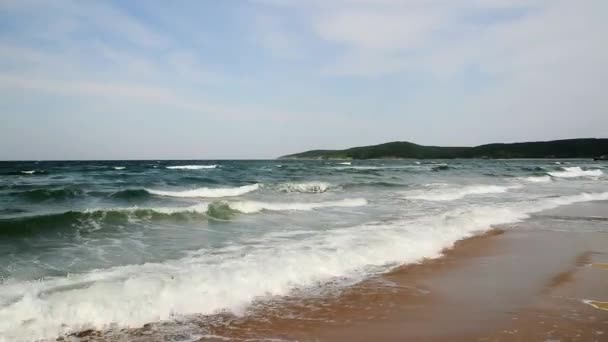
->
[0,159,607,341]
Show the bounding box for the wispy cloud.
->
[0,0,606,159]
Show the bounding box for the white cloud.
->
[314,9,443,51]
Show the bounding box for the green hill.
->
[279,139,608,160]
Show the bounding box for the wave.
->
[1,170,48,175]
[431,164,449,171]
[166,165,218,170]
[110,189,151,200]
[0,206,210,237]
[521,166,546,172]
[278,182,330,193]
[0,198,366,237]
[331,164,448,172]
[2,191,607,340]
[342,181,407,189]
[403,184,521,201]
[331,165,381,170]
[226,198,367,214]
[547,166,603,178]
[203,198,365,218]
[10,188,84,202]
[146,184,260,198]
[520,175,552,183]
[338,162,352,165]
[113,166,126,170]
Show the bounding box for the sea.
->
[0,159,607,341]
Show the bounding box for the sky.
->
[0,0,607,160]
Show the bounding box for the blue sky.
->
[0,0,606,159]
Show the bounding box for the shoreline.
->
[65,217,608,341]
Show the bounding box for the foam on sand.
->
[146,184,260,198]
[1,192,607,340]
[583,300,608,311]
[548,166,603,178]
[166,165,218,170]
[403,185,521,201]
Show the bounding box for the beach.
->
[64,201,608,341]
[1,159,607,341]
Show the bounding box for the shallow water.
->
[0,159,607,341]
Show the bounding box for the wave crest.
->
[146,184,260,198]
[278,182,330,193]
[226,198,367,213]
[166,165,218,170]
[520,175,552,183]
[547,166,603,178]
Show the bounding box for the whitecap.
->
[278,182,331,193]
[227,198,367,213]
[520,175,552,183]
[166,165,218,170]
[547,166,603,178]
[146,184,260,198]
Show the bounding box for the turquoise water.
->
[0,159,607,341]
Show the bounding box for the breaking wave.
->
[520,175,552,183]
[2,192,607,340]
[146,184,260,198]
[166,165,218,170]
[278,182,331,193]
[226,198,367,213]
[547,166,603,178]
[0,198,367,237]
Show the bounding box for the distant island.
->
[279,138,608,160]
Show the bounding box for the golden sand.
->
[590,262,608,269]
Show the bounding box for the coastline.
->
[64,201,608,342]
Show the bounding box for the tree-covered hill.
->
[279,139,608,159]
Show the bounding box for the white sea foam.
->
[146,184,260,198]
[403,185,521,201]
[227,198,367,213]
[338,162,352,165]
[520,175,552,183]
[547,166,603,178]
[20,170,36,174]
[113,166,126,170]
[278,182,331,193]
[331,165,380,170]
[166,165,218,170]
[2,192,607,341]
[78,197,364,217]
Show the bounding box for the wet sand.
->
[67,203,608,342]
